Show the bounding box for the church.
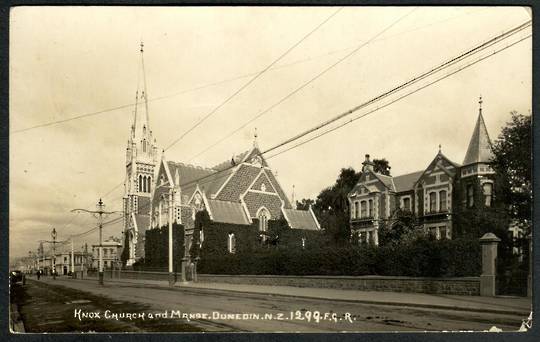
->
[348,97,498,244]
[122,45,320,266]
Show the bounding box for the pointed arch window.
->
[142,176,147,193]
[142,139,147,153]
[147,176,151,193]
[138,175,143,192]
[257,207,270,243]
[227,233,236,254]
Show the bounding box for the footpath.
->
[44,275,531,316]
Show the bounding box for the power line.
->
[162,7,344,151]
[10,7,485,136]
[89,16,530,236]
[262,20,531,156]
[186,7,419,162]
[265,34,532,160]
[79,18,531,237]
[71,28,529,238]
[37,17,530,244]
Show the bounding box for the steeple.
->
[462,96,494,165]
[127,41,158,166]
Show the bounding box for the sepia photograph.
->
[8,5,534,334]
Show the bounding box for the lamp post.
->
[51,228,57,280]
[72,199,119,286]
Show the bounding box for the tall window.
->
[143,176,147,192]
[440,226,447,239]
[360,201,367,218]
[439,190,447,211]
[139,175,143,192]
[354,201,359,219]
[227,233,236,254]
[368,199,373,217]
[483,183,493,207]
[258,208,270,243]
[467,184,474,208]
[402,197,411,211]
[147,177,151,193]
[429,192,437,212]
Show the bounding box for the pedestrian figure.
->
[37,270,41,280]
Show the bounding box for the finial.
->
[140,41,144,53]
[253,127,259,148]
[478,95,483,113]
[438,144,442,153]
[292,185,296,205]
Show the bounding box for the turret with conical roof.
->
[460,96,495,179]
[463,96,494,166]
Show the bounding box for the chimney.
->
[362,154,374,172]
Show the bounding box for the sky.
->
[9,6,532,259]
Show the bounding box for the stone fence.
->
[88,269,480,295]
[197,274,480,295]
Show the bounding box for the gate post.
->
[480,233,501,296]
[527,233,532,297]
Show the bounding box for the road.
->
[13,277,526,333]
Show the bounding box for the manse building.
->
[348,98,498,244]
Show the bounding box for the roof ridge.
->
[169,160,216,172]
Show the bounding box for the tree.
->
[379,209,423,245]
[491,111,532,233]
[295,198,314,210]
[312,168,361,245]
[373,158,391,176]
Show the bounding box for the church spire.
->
[127,42,158,166]
[462,96,494,165]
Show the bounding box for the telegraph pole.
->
[72,198,119,286]
[71,238,75,278]
[168,187,174,287]
[51,228,57,280]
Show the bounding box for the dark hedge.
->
[197,236,481,277]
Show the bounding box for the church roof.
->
[167,161,217,199]
[463,112,494,165]
[207,199,251,225]
[393,170,424,192]
[282,208,320,230]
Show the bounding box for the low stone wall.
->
[88,269,480,295]
[197,274,481,296]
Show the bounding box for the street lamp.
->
[71,199,119,286]
[51,228,57,280]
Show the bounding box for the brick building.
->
[348,98,498,244]
[150,138,320,255]
[123,45,319,265]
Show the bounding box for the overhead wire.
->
[11,7,487,136]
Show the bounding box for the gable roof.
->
[463,112,494,165]
[167,161,217,200]
[206,199,251,225]
[393,171,424,193]
[282,208,320,230]
[372,173,395,191]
